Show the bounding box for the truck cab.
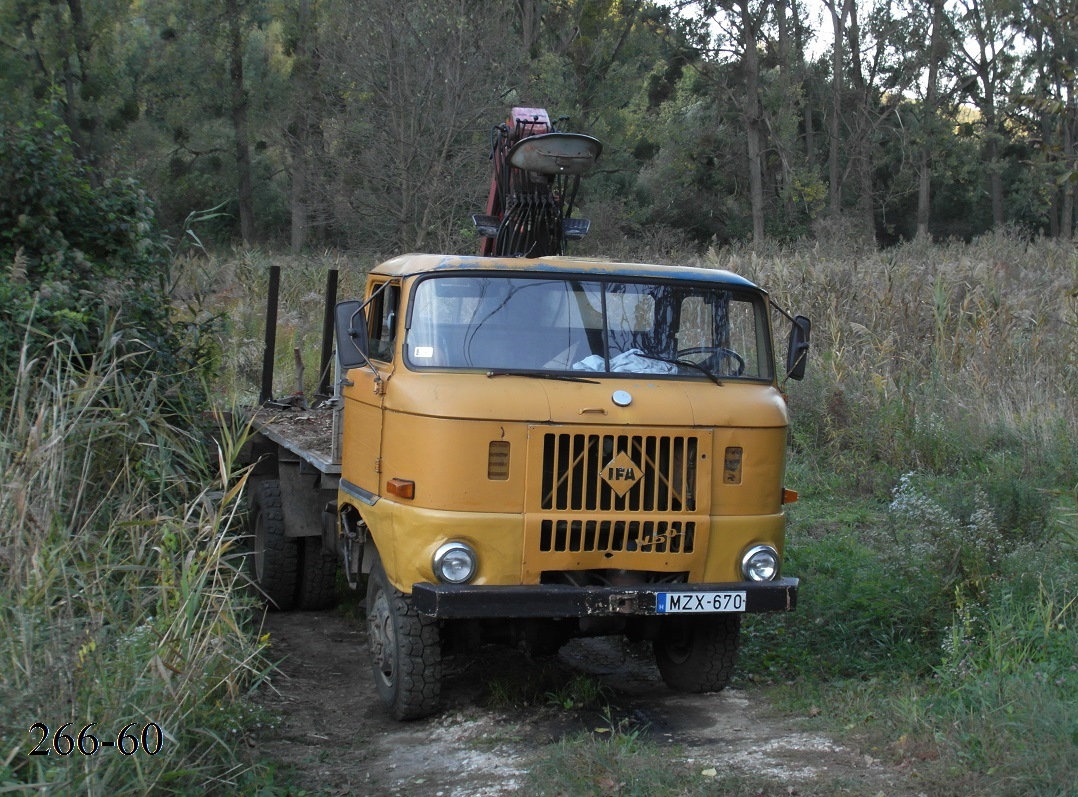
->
[331,253,805,719]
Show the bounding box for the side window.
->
[367,283,400,362]
[727,298,762,377]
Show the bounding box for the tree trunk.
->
[227,0,255,243]
[826,0,846,217]
[976,39,1004,226]
[970,1,1006,228]
[49,3,84,159]
[775,0,796,219]
[741,0,766,245]
[847,1,874,241]
[289,0,313,252]
[290,141,308,252]
[916,0,945,239]
[65,0,91,78]
[791,0,815,166]
[986,106,1005,227]
[1063,82,1075,239]
[517,0,543,89]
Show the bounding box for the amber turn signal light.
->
[387,478,415,500]
[782,488,799,504]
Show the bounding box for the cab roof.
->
[370,254,762,292]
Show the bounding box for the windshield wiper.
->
[635,353,724,386]
[487,369,599,384]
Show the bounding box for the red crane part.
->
[475,107,602,258]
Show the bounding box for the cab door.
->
[340,279,400,501]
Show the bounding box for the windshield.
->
[404,274,772,380]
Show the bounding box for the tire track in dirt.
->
[252,612,922,796]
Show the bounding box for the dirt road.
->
[252,611,921,796]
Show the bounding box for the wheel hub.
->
[368,591,395,686]
[663,623,693,664]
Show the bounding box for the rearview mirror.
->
[786,315,810,381]
[335,300,369,370]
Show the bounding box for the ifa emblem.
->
[600,451,643,496]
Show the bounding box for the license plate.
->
[656,591,746,614]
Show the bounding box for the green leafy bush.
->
[922,573,1078,796]
[0,106,187,384]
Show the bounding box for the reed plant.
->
[711,229,1076,485]
[0,329,269,794]
[170,248,374,402]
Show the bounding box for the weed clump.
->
[0,335,268,793]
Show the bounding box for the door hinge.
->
[374,457,382,473]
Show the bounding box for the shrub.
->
[921,575,1078,797]
[0,106,190,386]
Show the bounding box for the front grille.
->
[539,519,696,554]
[539,432,699,512]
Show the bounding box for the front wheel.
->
[654,614,740,693]
[366,558,442,720]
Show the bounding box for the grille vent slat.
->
[539,519,696,554]
[540,433,698,512]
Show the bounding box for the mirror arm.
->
[769,296,796,324]
[338,281,395,386]
[770,297,810,385]
[345,305,383,389]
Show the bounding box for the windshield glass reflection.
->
[406,275,771,380]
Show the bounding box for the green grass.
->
[523,721,700,797]
[545,675,614,711]
[484,668,611,712]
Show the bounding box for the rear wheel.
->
[366,557,442,720]
[296,536,338,610]
[654,614,740,693]
[247,479,299,611]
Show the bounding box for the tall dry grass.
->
[170,248,373,402]
[0,330,268,794]
[707,230,1076,487]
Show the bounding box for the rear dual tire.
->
[247,479,337,611]
[296,536,338,610]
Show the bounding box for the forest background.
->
[0,1,1075,795]
[1,0,1076,252]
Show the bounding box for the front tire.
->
[366,557,442,720]
[247,479,299,610]
[654,614,740,693]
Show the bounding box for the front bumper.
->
[411,577,798,619]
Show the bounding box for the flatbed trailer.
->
[239,267,346,611]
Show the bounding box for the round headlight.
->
[432,542,477,584]
[741,544,780,582]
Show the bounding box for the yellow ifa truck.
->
[243,110,810,720]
